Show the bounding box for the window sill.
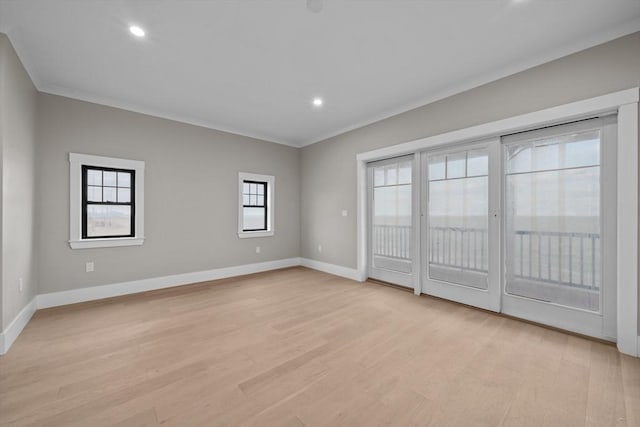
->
[69,237,145,249]
[238,231,274,239]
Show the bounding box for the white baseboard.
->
[36,257,302,309]
[0,298,37,355]
[3,256,367,355]
[300,258,362,282]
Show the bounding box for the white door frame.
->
[355,88,639,356]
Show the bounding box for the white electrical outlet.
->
[86,262,95,273]
[256,246,261,254]
[342,210,348,217]
[318,244,322,253]
[18,278,23,293]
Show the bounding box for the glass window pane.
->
[371,158,413,273]
[103,187,117,202]
[87,169,102,186]
[506,129,601,174]
[87,186,102,202]
[428,156,445,181]
[250,183,257,195]
[117,188,131,203]
[398,161,412,185]
[446,153,466,179]
[257,184,264,195]
[428,174,488,289]
[243,182,250,194]
[506,145,532,174]
[373,186,412,226]
[86,205,131,237]
[505,134,601,312]
[117,172,131,188]
[103,171,117,187]
[385,165,397,185]
[565,134,600,168]
[257,195,264,206]
[374,166,385,186]
[243,194,250,205]
[533,141,560,171]
[373,185,412,267]
[467,150,488,177]
[249,195,257,205]
[243,207,266,230]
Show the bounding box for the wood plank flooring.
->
[1,267,639,426]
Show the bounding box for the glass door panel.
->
[505,129,601,310]
[368,156,415,288]
[428,149,489,289]
[422,140,501,312]
[502,117,617,340]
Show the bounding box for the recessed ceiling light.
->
[312,97,323,107]
[129,25,145,37]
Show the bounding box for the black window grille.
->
[242,180,267,231]
[82,165,135,238]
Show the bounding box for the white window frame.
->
[356,88,639,357]
[238,172,275,239]
[69,153,145,249]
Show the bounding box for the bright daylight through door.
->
[427,149,489,289]
[368,156,414,287]
[504,125,603,312]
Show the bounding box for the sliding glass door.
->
[367,156,416,288]
[421,140,501,311]
[365,116,617,340]
[502,117,617,339]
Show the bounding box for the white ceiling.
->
[1,1,639,147]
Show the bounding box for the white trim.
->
[356,89,638,164]
[1,258,370,354]
[502,295,616,343]
[300,258,361,282]
[36,258,301,310]
[69,153,145,249]
[70,237,144,249]
[356,88,639,356]
[0,298,36,355]
[238,172,275,239]
[357,160,368,282]
[616,102,639,356]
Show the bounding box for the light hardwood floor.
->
[1,267,639,426]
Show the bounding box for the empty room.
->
[1,0,640,425]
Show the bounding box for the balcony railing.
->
[429,226,488,273]
[372,224,412,260]
[372,224,600,290]
[512,229,600,290]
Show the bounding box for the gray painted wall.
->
[36,94,300,294]
[1,29,639,336]
[0,34,38,330]
[301,31,640,269]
